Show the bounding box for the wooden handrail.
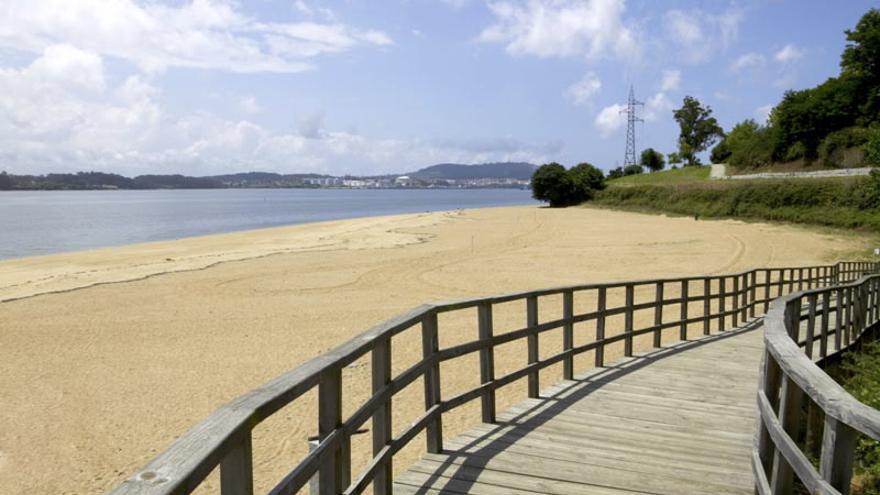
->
[109,262,865,495]
[754,262,880,495]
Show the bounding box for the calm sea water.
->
[0,188,536,260]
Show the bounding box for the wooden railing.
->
[110,262,872,495]
[754,262,880,495]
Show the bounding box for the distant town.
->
[0,162,536,191]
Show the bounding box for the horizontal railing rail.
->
[109,261,876,495]
[754,262,880,495]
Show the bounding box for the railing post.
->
[624,284,634,356]
[750,271,758,318]
[770,376,803,494]
[844,287,853,345]
[595,287,607,367]
[820,291,830,359]
[764,269,772,313]
[820,416,857,495]
[805,293,818,359]
[220,433,254,495]
[318,367,345,495]
[679,280,689,341]
[371,337,392,495]
[732,275,740,328]
[756,350,782,475]
[719,277,726,331]
[740,273,749,322]
[703,278,711,336]
[421,313,443,454]
[653,282,664,347]
[835,287,844,352]
[562,290,574,380]
[526,295,539,399]
[478,302,495,423]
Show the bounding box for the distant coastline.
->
[0,162,537,191]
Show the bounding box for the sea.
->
[0,188,537,260]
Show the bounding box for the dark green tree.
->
[842,9,880,81]
[531,163,574,207]
[639,148,665,172]
[673,96,724,167]
[568,162,605,196]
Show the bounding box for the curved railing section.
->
[110,261,873,495]
[754,262,880,495]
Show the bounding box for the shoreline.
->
[0,206,485,303]
[0,205,869,494]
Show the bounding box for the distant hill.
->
[408,162,537,180]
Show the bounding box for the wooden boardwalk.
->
[395,323,764,495]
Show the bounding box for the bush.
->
[640,148,666,172]
[818,126,871,167]
[593,176,880,231]
[531,162,605,207]
[720,119,775,169]
[710,140,731,164]
[865,128,880,165]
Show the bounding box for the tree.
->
[710,140,731,164]
[531,162,605,207]
[531,163,574,207]
[673,96,724,167]
[842,9,880,82]
[0,171,11,190]
[640,148,665,172]
[568,162,605,197]
[623,164,643,176]
[607,167,624,179]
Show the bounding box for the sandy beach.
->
[0,205,867,494]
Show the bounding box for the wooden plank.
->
[704,278,711,335]
[318,367,345,495]
[220,433,253,495]
[595,287,607,367]
[719,277,727,331]
[820,291,830,359]
[526,296,539,399]
[769,376,802,495]
[819,416,857,495]
[732,275,740,328]
[563,290,574,380]
[680,280,689,341]
[478,302,496,423]
[370,337,392,495]
[624,284,634,356]
[654,282,664,347]
[421,313,443,454]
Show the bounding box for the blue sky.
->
[0,0,875,176]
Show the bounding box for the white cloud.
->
[774,43,804,64]
[755,104,774,124]
[0,0,391,74]
[0,47,560,176]
[565,72,601,105]
[730,52,766,72]
[238,96,261,114]
[660,69,681,92]
[663,7,743,63]
[478,0,638,61]
[644,92,673,122]
[594,103,627,138]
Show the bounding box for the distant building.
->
[394,175,412,186]
[343,179,367,188]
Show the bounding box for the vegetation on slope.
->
[594,172,880,231]
[606,166,711,186]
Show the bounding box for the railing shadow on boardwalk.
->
[404,319,764,495]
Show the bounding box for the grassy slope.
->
[607,166,711,186]
[595,169,880,231]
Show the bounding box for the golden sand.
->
[0,205,865,494]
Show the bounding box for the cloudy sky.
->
[0,0,874,176]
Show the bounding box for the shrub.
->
[865,127,880,165]
[818,126,871,167]
[640,148,666,172]
[531,162,605,207]
[710,140,731,164]
[723,119,775,169]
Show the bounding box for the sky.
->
[0,0,876,177]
